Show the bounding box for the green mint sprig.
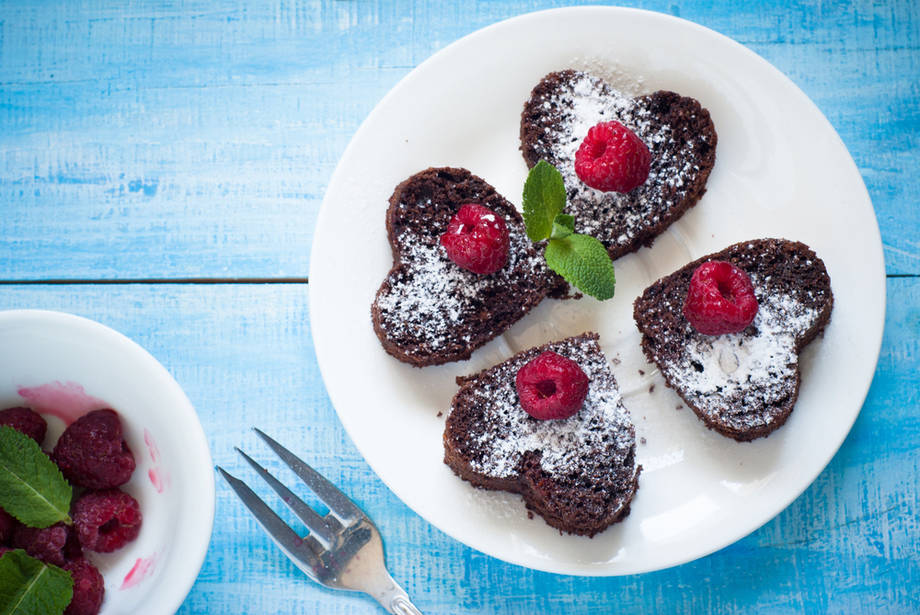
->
[0,550,73,615]
[523,160,616,300]
[0,426,73,528]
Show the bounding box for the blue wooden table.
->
[2,1,917,613]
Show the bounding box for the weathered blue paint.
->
[0,1,917,613]
[0,0,917,278]
[0,280,915,614]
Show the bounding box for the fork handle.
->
[372,572,423,615]
[389,595,423,615]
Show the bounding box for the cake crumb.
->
[436,411,443,418]
[676,404,683,410]
[648,384,655,393]
[639,437,647,445]
[527,511,534,520]
[612,356,621,365]
[638,369,645,375]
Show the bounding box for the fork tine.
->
[253,428,363,523]
[216,466,323,580]
[234,448,337,550]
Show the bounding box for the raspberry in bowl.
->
[0,310,214,615]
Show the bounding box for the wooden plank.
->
[1,0,917,280]
[0,278,915,613]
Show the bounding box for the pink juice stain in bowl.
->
[121,554,158,590]
[17,381,107,425]
[144,428,170,493]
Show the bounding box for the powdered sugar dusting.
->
[526,71,712,250]
[661,281,820,431]
[375,206,549,356]
[459,336,637,483]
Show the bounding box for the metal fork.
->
[217,428,423,614]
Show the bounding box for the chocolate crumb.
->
[640,437,647,445]
[638,369,645,376]
[648,384,655,393]
[436,411,443,418]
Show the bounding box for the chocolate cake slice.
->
[521,70,717,260]
[372,167,567,367]
[443,333,640,536]
[633,239,834,441]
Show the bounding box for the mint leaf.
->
[0,427,72,528]
[550,214,575,240]
[522,160,567,241]
[545,234,617,300]
[521,160,616,300]
[0,550,73,615]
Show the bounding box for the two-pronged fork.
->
[217,429,423,614]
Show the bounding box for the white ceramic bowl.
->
[0,310,214,615]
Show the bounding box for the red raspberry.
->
[439,203,509,275]
[0,407,47,445]
[53,409,136,489]
[72,489,142,553]
[574,120,651,193]
[12,522,82,566]
[683,261,759,335]
[515,351,589,420]
[63,559,105,615]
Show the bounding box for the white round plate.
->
[310,7,884,575]
[0,310,215,611]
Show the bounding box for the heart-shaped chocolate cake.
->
[633,239,834,441]
[520,70,718,260]
[372,167,567,367]
[443,333,641,536]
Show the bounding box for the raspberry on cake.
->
[520,70,717,260]
[443,333,640,536]
[634,239,834,441]
[574,120,651,193]
[439,203,509,275]
[683,260,759,335]
[372,167,568,367]
[515,350,589,420]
